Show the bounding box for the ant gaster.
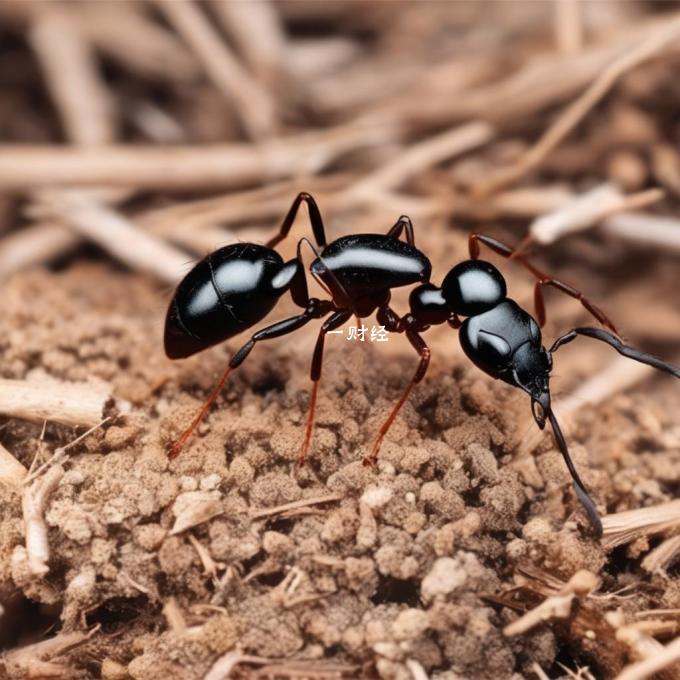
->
[164,192,680,535]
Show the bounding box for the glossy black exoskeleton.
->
[165,192,680,535]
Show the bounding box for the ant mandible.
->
[164,192,680,535]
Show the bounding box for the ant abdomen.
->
[164,243,294,359]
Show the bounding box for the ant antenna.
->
[547,408,602,536]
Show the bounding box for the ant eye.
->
[442,260,506,316]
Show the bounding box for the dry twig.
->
[37,190,192,285]
[529,183,664,245]
[503,570,599,636]
[475,16,680,195]
[156,0,276,140]
[0,120,395,190]
[250,493,344,520]
[602,500,680,549]
[20,463,65,575]
[0,442,27,488]
[0,377,112,428]
[613,635,680,680]
[603,212,680,253]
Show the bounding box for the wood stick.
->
[37,191,194,285]
[22,463,64,575]
[0,441,27,488]
[156,0,276,141]
[4,630,90,671]
[0,0,199,82]
[368,15,679,132]
[162,597,187,634]
[503,570,598,636]
[348,121,494,198]
[529,184,664,245]
[475,16,680,195]
[0,377,111,428]
[613,636,680,680]
[641,535,680,574]
[602,500,680,549]
[0,121,396,190]
[211,0,290,83]
[23,418,111,486]
[250,494,343,520]
[603,212,680,253]
[74,2,199,82]
[28,7,116,146]
[554,0,583,55]
[0,223,79,281]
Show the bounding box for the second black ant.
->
[164,192,680,535]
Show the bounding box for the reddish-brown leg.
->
[468,233,618,335]
[168,303,332,459]
[266,192,327,249]
[168,365,232,459]
[298,309,352,465]
[363,329,430,466]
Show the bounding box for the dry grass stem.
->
[529,183,664,245]
[532,662,552,680]
[29,7,115,146]
[349,121,494,198]
[613,635,680,680]
[38,191,192,285]
[0,442,27,488]
[3,630,91,676]
[163,597,187,634]
[602,500,680,549]
[405,659,430,680]
[0,223,80,282]
[603,213,680,253]
[503,570,599,636]
[20,463,64,575]
[0,377,111,428]
[555,0,583,55]
[156,0,276,141]
[187,533,222,578]
[475,16,680,195]
[23,417,111,486]
[73,2,199,82]
[250,493,344,520]
[0,121,395,190]
[652,144,680,197]
[641,535,680,573]
[211,0,290,85]
[170,494,224,536]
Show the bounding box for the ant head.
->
[511,344,553,428]
[441,260,507,317]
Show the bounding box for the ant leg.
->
[299,309,353,465]
[468,232,618,334]
[168,299,333,459]
[386,215,415,246]
[363,325,431,466]
[267,192,327,250]
[550,327,680,378]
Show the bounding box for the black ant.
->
[164,192,680,535]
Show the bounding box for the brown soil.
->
[1,227,679,679]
